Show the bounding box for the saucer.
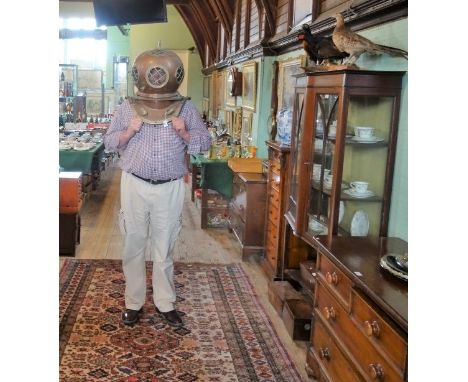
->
[351,136,384,143]
[344,189,375,198]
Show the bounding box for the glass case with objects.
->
[287,70,404,244]
[285,74,307,232]
[59,64,79,125]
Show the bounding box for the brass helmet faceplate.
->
[131,49,185,100]
[129,49,189,124]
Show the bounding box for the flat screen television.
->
[93,0,167,27]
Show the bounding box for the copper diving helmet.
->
[129,49,189,124]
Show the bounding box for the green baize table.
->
[190,154,233,199]
[59,142,105,173]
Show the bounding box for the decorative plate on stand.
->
[350,210,369,236]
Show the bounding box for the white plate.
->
[350,210,369,236]
[338,201,345,224]
[344,189,375,198]
[351,136,384,143]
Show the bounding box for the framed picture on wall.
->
[241,110,253,145]
[78,69,103,90]
[277,56,306,112]
[225,109,234,136]
[241,61,257,112]
[203,76,210,98]
[226,70,236,107]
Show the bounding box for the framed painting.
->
[241,61,257,112]
[78,69,103,90]
[224,110,234,136]
[277,56,306,112]
[232,107,243,141]
[203,76,210,98]
[225,69,236,107]
[241,110,253,145]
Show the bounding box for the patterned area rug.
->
[60,259,303,382]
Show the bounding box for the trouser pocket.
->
[119,209,127,235]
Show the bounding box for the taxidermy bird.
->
[332,13,408,65]
[298,24,349,64]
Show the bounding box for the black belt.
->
[132,173,181,185]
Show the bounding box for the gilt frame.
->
[241,61,257,112]
[277,56,306,112]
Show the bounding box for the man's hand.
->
[119,115,143,147]
[172,117,190,142]
[128,116,143,134]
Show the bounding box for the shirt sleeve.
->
[183,101,212,154]
[103,100,131,152]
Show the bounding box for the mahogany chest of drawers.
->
[307,237,408,382]
[261,141,291,278]
[229,172,267,259]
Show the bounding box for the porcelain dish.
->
[344,189,375,198]
[350,210,369,236]
[380,254,408,281]
[351,136,384,143]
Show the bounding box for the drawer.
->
[352,290,407,371]
[317,252,352,310]
[281,299,313,341]
[300,261,316,292]
[267,203,280,226]
[315,283,406,382]
[268,187,280,209]
[269,173,281,192]
[268,281,303,315]
[310,317,362,382]
[228,208,245,243]
[269,157,281,174]
[266,219,279,242]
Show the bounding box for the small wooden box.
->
[299,260,317,292]
[267,281,303,315]
[59,172,82,214]
[281,299,313,341]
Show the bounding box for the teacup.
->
[350,181,369,194]
[354,126,375,139]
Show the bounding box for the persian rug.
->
[60,259,303,382]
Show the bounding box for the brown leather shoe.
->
[156,308,183,327]
[122,308,142,325]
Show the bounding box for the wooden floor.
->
[60,163,312,382]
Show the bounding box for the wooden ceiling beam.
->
[173,5,207,66]
[60,0,191,3]
[188,0,217,63]
[208,0,232,41]
[253,0,275,37]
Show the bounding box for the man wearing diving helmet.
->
[104,49,211,327]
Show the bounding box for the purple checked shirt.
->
[104,99,211,180]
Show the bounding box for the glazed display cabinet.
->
[286,70,404,245]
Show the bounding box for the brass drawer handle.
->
[319,347,331,361]
[364,320,381,337]
[326,271,339,285]
[324,306,337,320]
[368,363,385,380]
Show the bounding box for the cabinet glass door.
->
[306,93,339,236]
[287,90,306,227]
[339,95,394,238]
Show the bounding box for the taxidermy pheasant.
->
[332,13,408,65]
[298,24,349,64]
